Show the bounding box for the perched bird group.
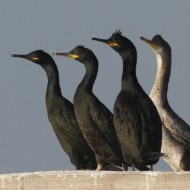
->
[12,31,190,171]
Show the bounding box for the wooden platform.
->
[0,170,190,190]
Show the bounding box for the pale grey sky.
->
[1,0,190,173]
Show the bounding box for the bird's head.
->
[53,46,97,65]
[140,35,171,55]
[92,30,136,57]
[12,50,50,65]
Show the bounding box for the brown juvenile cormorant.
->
[140,35,190,171]
[92,31,163,170]
[53,46,125,171]
[12,50,97,170]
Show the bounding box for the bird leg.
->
[122,163,128,171]
[96,163,103,171]
[131,164,135,171]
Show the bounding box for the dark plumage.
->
[12,50,97,170]
[141,35,190,171]
[92,31,163,170]
[53,46,124,171]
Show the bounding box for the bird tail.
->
[143,152,166,163]
[102,164,123,171]
[135,165,150,171]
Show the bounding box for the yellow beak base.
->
[69,54,79,59]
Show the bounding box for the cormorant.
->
[92,31,163,170]
[12,50,97,170]
[53,46,125,171]
[140,35,190,171]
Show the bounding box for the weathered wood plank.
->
[0,171,190,190]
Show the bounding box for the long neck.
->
[77,58,98,93]
[42,57,62,100]
[150,50,171,107]
[121,50,138,90]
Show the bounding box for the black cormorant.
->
[92,31,163,170]
[53,46,125,171]
[140,35,190,171]
[12,50,97,170]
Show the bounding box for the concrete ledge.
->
[0,170,190,190]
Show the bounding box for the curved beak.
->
[140,36,159,50]
[52,52,69,56]
[140,36,151,44]
[91,37,108,44]
[91,37,119,47]
[52,52,78,59]
[12,53,28,59]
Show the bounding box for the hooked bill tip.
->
[91,36,97,40]
[52,52,56,55]
[140,36,145,40]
